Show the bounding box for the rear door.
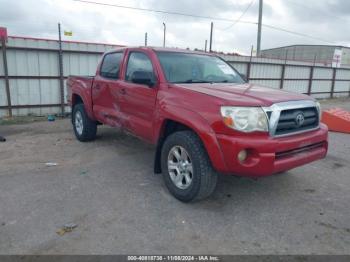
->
[92,52,124,127]
[118,51,158,142]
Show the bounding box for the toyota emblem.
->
[295,113,305,127]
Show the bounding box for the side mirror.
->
[240,73,248,82]
[131,71,155,87]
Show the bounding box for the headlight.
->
[315,101,322,120]
[220,106,268,132]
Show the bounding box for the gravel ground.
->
[0,99,349,255]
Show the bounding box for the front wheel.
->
[72,103,97,142]
[161,131,218,202]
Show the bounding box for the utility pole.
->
[58,23,65,116]
[145,32,148,46]
[257,0,263,56]
[204,40,207,52]
[1,27,12,117]
[209,22,213,52]
[163,22,166,47]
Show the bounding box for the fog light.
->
[237,150,247,162]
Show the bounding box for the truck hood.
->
[172,83,313,106]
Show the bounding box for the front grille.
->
[275,107,319,136]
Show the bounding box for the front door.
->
[118,51,158,142]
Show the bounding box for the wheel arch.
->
[71,91,95,120]
[72,93,83,107]
[71,93,84,124]
[154,111,228,174]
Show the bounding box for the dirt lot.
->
[0,99,350,255]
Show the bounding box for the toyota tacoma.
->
[66,47,328,202]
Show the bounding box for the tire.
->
[72,103,97,142]
[161,130,218,202]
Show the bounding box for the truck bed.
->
[66,75,94,108]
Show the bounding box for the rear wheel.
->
[161,131,218,202]
[72,103,97,142]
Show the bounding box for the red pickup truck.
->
[67,47,328,202]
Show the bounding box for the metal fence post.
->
[307,55,317,96]
[280,50,288,89]
[279,51,288,89]
[330,68,336,98]
[307,66,314,95]
[279,64,285,89]
[246,60,251,81]
[58,23,65,116]
[246,46,253,81]
[1,37,12,117]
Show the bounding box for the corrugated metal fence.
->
[0,36,121,117]
[1,36,350,117]
[221,54,350,100]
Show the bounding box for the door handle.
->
[120,88,126,95]
[95,85,101,90]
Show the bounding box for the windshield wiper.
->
[173,79,212,84]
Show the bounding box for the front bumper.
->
[216,123,328,177]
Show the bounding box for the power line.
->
[72,0,339,45]
[72,0,256,25]
[222,0,256,30]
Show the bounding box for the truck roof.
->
[106,46,215,56]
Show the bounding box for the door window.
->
[100,52,123,79]
[125,52,155,82]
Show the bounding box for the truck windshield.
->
[156,52,245,84]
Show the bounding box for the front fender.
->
[155,104,228,173]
